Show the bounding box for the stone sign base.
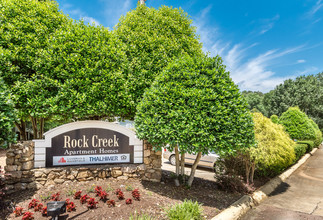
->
[5,140,161,194]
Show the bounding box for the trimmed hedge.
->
[250,112,295,176]
[294,144,307,160]
[308,119,323,147]
[297,140,315,152]
[278,107,317,141]
[270,115,279,124]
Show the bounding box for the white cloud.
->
[100,0,133,28]
[226,46,304,92]
[59,3,100,26]
[297,59,306,63]
[259,14,280,35]
[193,6,305,92]
[295,66,318,75]
[307,0,323,17]
[82,17,100,26]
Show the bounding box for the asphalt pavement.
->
[240,148,323,220]
[161,156,216,182]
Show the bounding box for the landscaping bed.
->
[4,170,242,220]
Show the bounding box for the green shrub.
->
[294,144,307,160]
[250,113,295,176]
[129,213,155,220]
[270,115,279,124]
[278,107,317,141]
[297,140,315,152]
[308,119,323,147]
[166,200,204,220]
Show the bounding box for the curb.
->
[212,147,318,220]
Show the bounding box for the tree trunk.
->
[174,145,180,186]
[39,118,45,138]
[180,152,185,184]
[250,162,256,184]
[15,120,27,141]
[187,152,202,187]
[30,116,38,139]
[245,159,251,185]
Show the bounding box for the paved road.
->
[161,156,216,182]
[241,148,323,220]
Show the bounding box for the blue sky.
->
[55,0,323,92]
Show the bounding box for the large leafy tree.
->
[0,79,16,147]
[39,21,128,120]
[0,0,69,138]
[264,73,323,131]
[135,55,255,187]
[114,4,203,119]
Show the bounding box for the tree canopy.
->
[39,21,129,120]
[264,73,323,131]
[242,91,267,116]
[0,0,69,138]
[114,4,203,118]
[0,79,16,147]
[135,55,255,186]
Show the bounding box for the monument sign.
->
[33,121,143,168]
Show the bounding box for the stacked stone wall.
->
[5,141,35,193]
[4,140,162,194]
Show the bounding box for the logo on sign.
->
[58,157,66,163]
[121,155,127,160]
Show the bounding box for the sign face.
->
[45,128,134,167]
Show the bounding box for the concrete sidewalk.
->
[240,148,323,220]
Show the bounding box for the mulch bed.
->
[3,170,243,220]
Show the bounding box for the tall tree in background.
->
[264,73,323,131]
[135,55,255,187]
[242,91,267,116]
[114,4,203,119]
[0,0,68,138]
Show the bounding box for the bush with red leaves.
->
[22,211,34,220]
[125,198,132,205]
[34,203,43,212]
[67,202,76,212]
[95,186,102,196]
[74,190,82,199]
[28,199,39,209]
[106,200,115,207]
[132,189,140,201]
[117,191,124,200]
[41,207,47,216]
[80,194,89,204]
[87,198,98,209]
[98,191,108,201]
[115,188,122,195]
[13,207,24,217]
[51,192,60,201]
